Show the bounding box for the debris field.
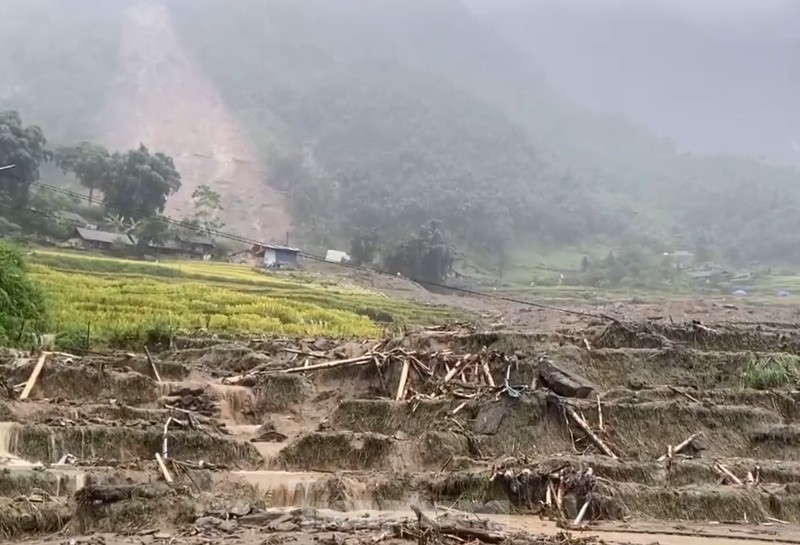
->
[2,319,800,543]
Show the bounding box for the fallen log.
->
[538,360,595,398]
[565,405,618,459]
[73,484,162,505]
[283,355,372,373]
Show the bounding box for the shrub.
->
[0,240,47,344]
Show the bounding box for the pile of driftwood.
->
[224,340,527,403]
[490,460,625,525]
[294,343,524,403]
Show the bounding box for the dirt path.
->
[101,0,292,241]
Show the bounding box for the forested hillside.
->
[2,0,800,276]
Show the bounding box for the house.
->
[73,227,134,250]
[176,234,215,256]
[251,243,301,268]
[147,238,193,257]
[325,249,351,264]
[663,251,695,269]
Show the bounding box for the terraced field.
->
[2,319,800,543]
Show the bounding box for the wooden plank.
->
[396,360,410,401]
[19,352,48,401]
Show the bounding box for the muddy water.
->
[230,470,374,509]
[0,421,88,491]
[0,421,28,466]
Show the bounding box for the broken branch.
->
[565,405,618,459]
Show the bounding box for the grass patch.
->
[742,354,800,389]
[25,250,461,348]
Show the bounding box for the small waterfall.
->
[233,470,375,510]
[0,422,29,466]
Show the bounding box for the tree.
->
[0,240,47,344]
[54,142,111,204]
[132,216,171,250]
[103,145,181,221]
[191,183,224,232]
[0,110,48,206]
[384,220,454,284]
[349,229,379,266]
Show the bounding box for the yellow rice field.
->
[26,250,455,347]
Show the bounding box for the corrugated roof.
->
[254,243,301,253]
[75,227,134,246]
[177,234,215,247]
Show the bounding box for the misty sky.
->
[469,0,800,166]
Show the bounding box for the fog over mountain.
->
[2,0,800,276]
[468,0,800,166]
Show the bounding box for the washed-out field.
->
[3,299,800,545]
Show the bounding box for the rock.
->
[239,511,293,527]
[475,500,511,514]
[153,533,172,540]
[196,516,224,528]
[273,521,299,532]
[537,359,595,398]
[472,403,507,435]
[394,430,408,441]
[228,502,252,517]
[218,520,239,533]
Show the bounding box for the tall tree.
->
[190,183,224,232]
[104,144,181,221]
[54,142,111,204]
[0,110,48,206]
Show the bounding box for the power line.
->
[1,171,614,321]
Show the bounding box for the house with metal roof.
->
[73,227,135,249]
[250,243,301,268]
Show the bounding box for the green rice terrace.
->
[22,250,460,348]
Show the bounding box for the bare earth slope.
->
[101,0,292,241]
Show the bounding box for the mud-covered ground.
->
[3,318,800,544]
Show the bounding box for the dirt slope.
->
[101,0,292,241]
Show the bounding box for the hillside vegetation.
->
[2,0,800,278]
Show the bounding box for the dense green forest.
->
[2,0,800,282]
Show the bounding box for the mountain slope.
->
[101,0,292,241]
